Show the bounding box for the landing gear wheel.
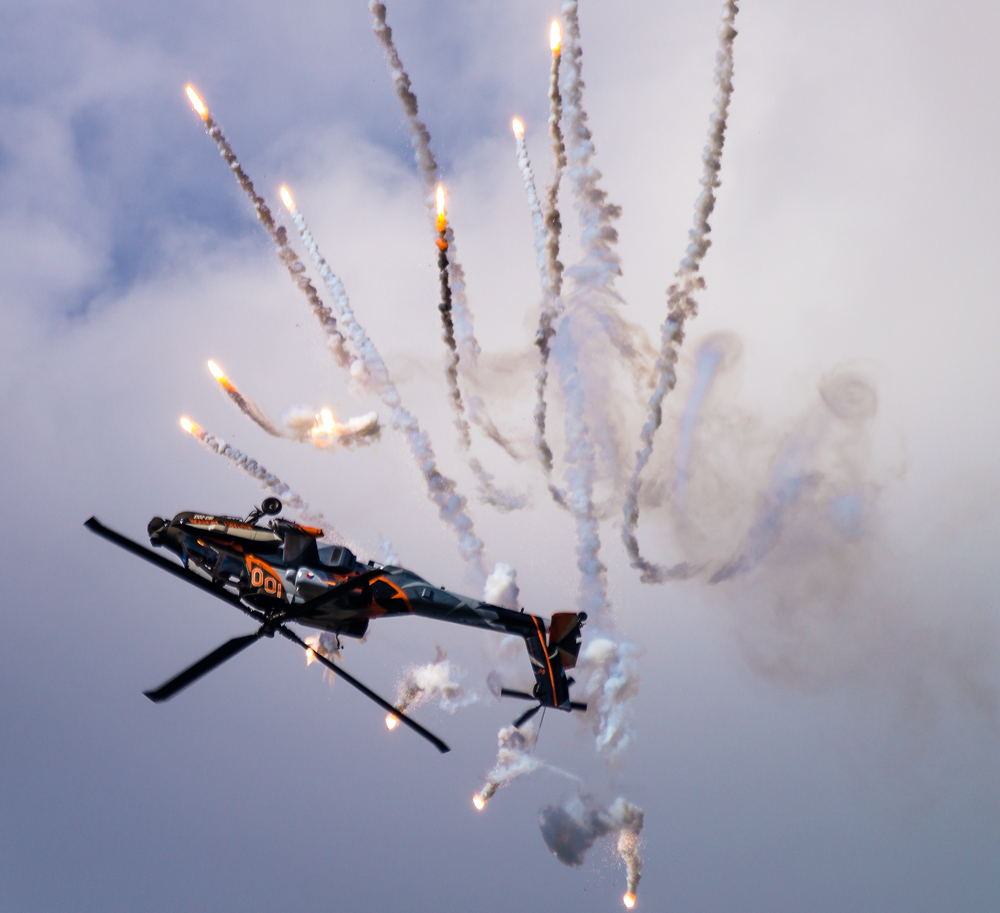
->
[261,497,282,516]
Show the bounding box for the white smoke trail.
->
[559,0,623,296]
[674,337,726,509]
[208,362,284,438]
[552,317,608,621]
[391,647,478,717]
[181,419,341,541]
[622,0,740,583]
[437,216,526,513]
[538,795,644,900]
[367,1,480,369]
[513,122,565,484]
[280,198,488,578]
[474,723,581,808]
[188,103,351,370]
[545,28,567,301]
[578,635,639,756]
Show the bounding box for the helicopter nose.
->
[147,517,167,541]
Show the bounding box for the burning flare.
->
[473,793,486,811]
[180,417,198,435]
[207,360,225,381]
[550,20,561,54]
[279,186,294,210]
[185,85,209,120]
[623,893,636,908]
[436,185,446,231]
[385,714,399,730]
[512,117,524,136]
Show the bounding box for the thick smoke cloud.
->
[539,795,644,896]
[622,0,740,582]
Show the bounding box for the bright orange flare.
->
[305,648,316,666]
[180,417,199,435]
[207,360,225,381]
[512,118,524,136]
[185,85,209,120]
[473,794,486,811]
[550,21,561,53]
[436,185,447,231]
[280,186,294,210]
[385,714,399,730]
[623,893,636,909]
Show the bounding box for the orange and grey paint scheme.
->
[87,499,587,744]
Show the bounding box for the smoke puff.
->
[539,802,612,866]
[819,370,878,423]
[484,563,520,609]
[539,794,645,893]
[281,405,316,435]
[578,635,639,756]
[395,648,477,714]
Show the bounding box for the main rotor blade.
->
[513,703,543,728]
[297,568,387,615]
[84,518,256,619]
[278,627,450,754]
[144,629,264,703]
[500,688,537,702]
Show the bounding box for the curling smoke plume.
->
[207,360,283,437]
[276,186,488,576]
[436,185,526,512]
[474,723,580,808]
[552,323,608,621]
[279,187,371,391]
[512,117,563,485]
[534,22,570,483]
[544,0,636,617]
[674,336,727,510]
[367,2,480,370]
[184,87,352,370]
[559,1,622,295]
[578,635,639,756]
[179,417,339,539]
[539,795,644,902]
[621,0,740,583]
[435,184,468,442]
[545,20,567,302]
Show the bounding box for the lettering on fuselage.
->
[245,555,284,599]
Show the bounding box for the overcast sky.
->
[2,1,998,911]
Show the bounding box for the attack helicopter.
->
[85,498,587,753]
